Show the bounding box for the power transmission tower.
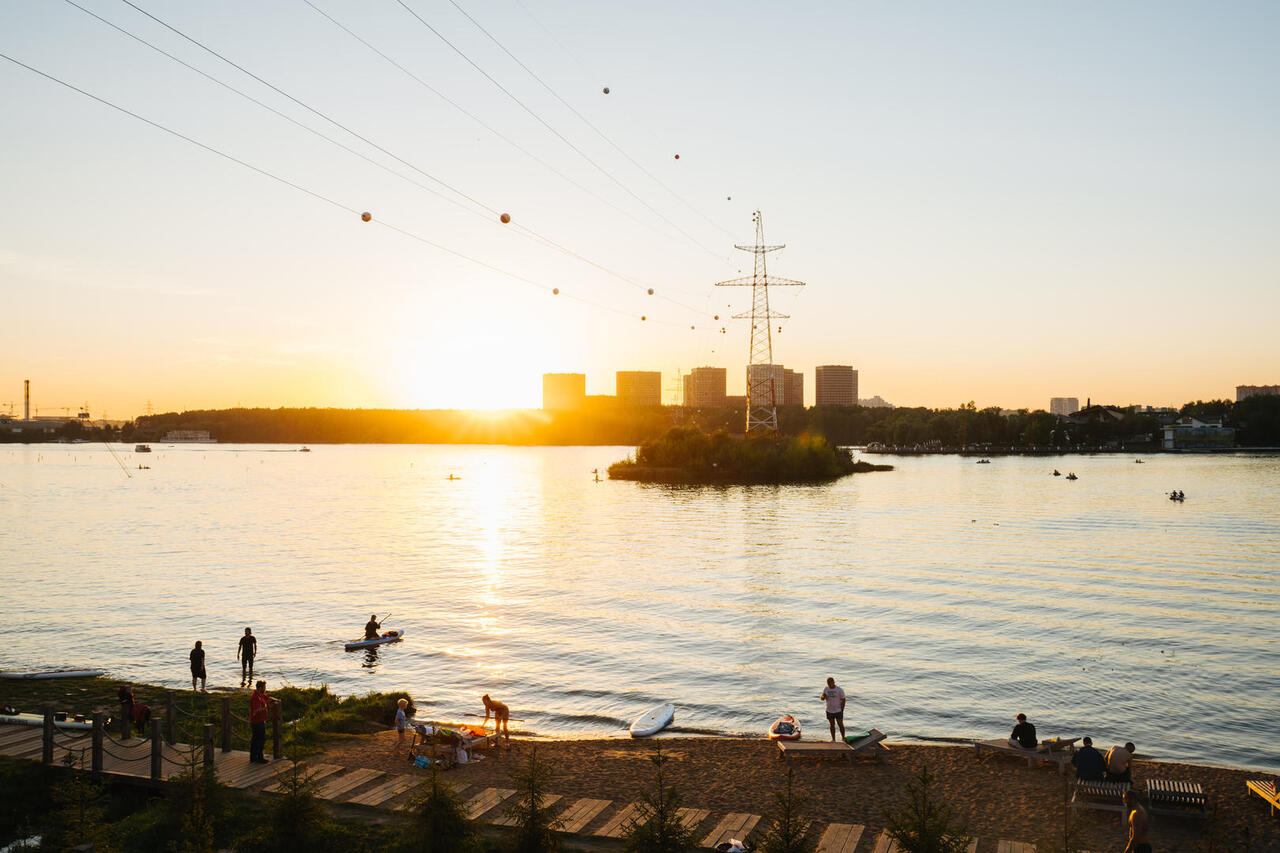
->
[715,211,805,435]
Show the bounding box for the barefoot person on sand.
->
[820,677,846,742]
[237,627,257,686]
[189,641,206,692]
[1123,790,1151,853]
[481,694,510,742]
[393,698,409,756]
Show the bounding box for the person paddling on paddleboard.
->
[481,694,510,743]
[364,614,382,641]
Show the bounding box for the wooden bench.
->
[1070,779,1130,814]
[1148,778,1206,818]
[973,738,1074,774]
[1246,780,1279,817]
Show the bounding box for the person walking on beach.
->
[248,680,276,763]
[1106,741,1136,783]
[1123,790,1151,853]
[237,627,257,686]
[819,677,846,742]
[481,694,510,743]
[364,614,382,641]
[393,698,409,756]
[189,641,207,692]
[1009,713,1038,749]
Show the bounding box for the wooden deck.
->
[595,802,647,837]
[557,797,611,833]
[817,822,864,853]
[701,812,761,848]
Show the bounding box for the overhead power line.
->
[0,49,684,328]
[443,0,734,239]
[391,0,726,262]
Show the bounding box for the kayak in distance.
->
[629,702,675,737]
[0,669,105,680]
[344,630,404,651]
[0,711,96,730]
[768,714,802,741]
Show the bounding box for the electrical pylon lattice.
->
[715,211,805,435]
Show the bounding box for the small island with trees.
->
[607,426,892,485]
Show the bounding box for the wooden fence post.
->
[42,706,54,765]
[91,711,105,775]
[271,700,282,761]
[220,696,231,753]
[150,718,163,781]
[203,723,215,768]
[165,692,176,745]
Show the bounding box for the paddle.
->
[465,712,526,722]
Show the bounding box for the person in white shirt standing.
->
[819,676,846,742]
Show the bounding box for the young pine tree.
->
[507,744,562,853]
[624,749,695,853]
[881,766,971,853]
[751,767,815,853]
[401,760,476,853]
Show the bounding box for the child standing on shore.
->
[393,698,408,756]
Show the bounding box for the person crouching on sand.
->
[393,698,408,756]
[482,694,510,742]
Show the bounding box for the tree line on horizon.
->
[5,395,1278,448]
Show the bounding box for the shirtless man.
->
[1123,790,1151,853]
[481,694,510,742]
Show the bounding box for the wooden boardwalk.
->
[2,721,1057,852]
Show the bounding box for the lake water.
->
[1,444,1277,771]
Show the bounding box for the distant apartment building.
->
[616,371,661,407]
[1237,384,1279,402]
[542,373,585,410]
[1049,397,1080,416]
[784,368,803,406]
[815,365,858,407]
[682,367,727,408]
[746,364,800,406]
[858,396,893,408]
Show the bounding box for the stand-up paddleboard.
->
[344,630,404,651]
[768,714,801,741]
[0,669,104,680]
[0,711,95,730]
[629,703,675,737]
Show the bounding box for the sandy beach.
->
[323,732,1280,851]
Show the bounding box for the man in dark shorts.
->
[237,628,257,686]
[189,640,206,692]
[819,677,846,742]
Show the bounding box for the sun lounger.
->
[817,823,864,853]
[1070,779,1130,814]
[972,738,1075,774]
[779,729,889,764]
[1147,778,1206,819]
[1246,780,1279,816]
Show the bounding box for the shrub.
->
[624,750,694,853]
[881,766,971,853]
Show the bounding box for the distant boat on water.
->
[135,444,151,453]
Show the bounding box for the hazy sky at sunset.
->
[2,0,1277,415]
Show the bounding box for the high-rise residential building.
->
[616,371,662,406]
[815,365,858,407]
[542,373,585,410]
[1237,384,1279,401]
[683,367,727,408]
[1049,397,1080,416]
[745,364,804,406]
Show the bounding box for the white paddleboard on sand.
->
[630,703,675,737]
[0,670,104,680]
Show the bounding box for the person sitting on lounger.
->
[1106,741,1135,783]
[1009,712,1037,749]
[1072,736,1105,781]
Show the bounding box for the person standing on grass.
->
[189,641,207,692]
[393,698,409,756]
[249,680,276,763]
[819,677,846,742]
[237,627,257,686]
[1123,790,1151,853]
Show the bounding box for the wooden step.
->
[678,808,711,833]
[557,798,611,833]
[817,823,865,853]
[997,842,1035,853]
[489,794,563,826]
[464,787,516,820]
[318,767,384,801]
[347,773,419,807]
[595,803,649,837]
[262,763,344,794]
[702,813,761,849]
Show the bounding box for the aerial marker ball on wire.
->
[714,314,719,320]
[361,212,372,222]
[641,315,646,321]
[500,212,511,224]
[603,86,610,94]
[552,288,559,295]
[673,154,680,160]
[647,288,654,295]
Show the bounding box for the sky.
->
[2,0,1277,415]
